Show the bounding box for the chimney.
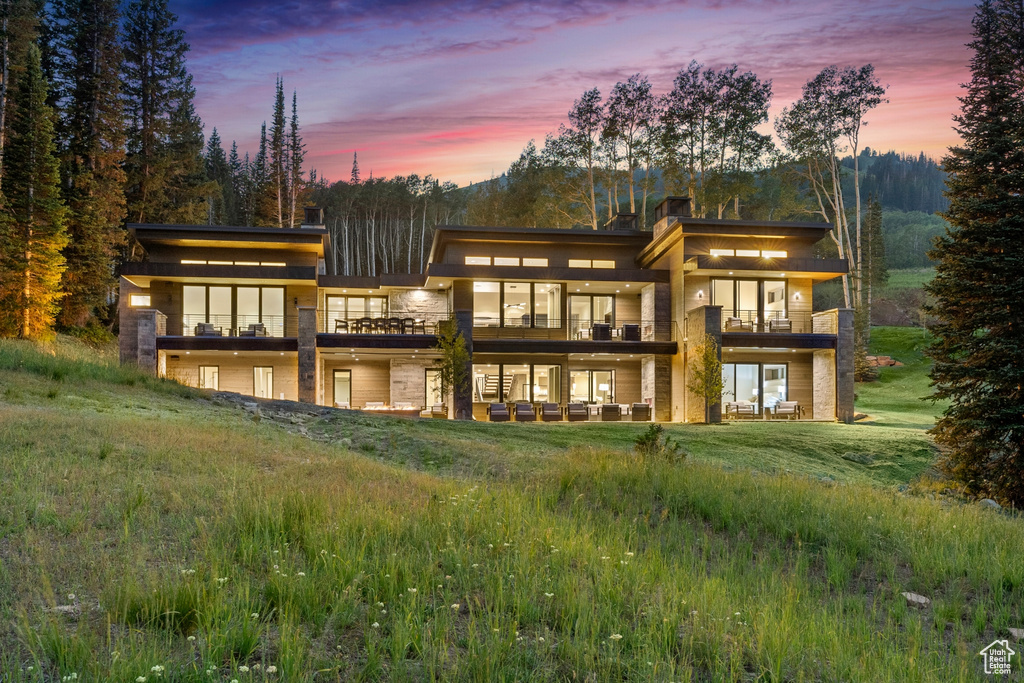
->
[653,196,691,238]
[301,206,324,228]
[603,213,639,231]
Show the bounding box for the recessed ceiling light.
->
[616,290,620,293]
[625,284,630,287]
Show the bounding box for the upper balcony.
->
[683,254,848,280]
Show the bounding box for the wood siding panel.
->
[320,359,390,408]
[165,352,299,400]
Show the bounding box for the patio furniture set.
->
[333,318,429,334]
[724,400,803,420]
[486,402,652,422]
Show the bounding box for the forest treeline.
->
[0,0,947,341]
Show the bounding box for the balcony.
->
[318,313,447,335]
[158,314,295,338]
[472,318,674,342]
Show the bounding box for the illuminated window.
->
[568,259,591,268]
[208,260,233,266]
[465,256,491,266]
[181,259,206,265]
[522,257,548,267]
[494,257,519,266]
[260,261,287,267]
[736,249,759,257]
[592,259,615,269]
[129,294,151,307]
[709,249,735,257]
[762,250,788,258]
[234,261,260,266]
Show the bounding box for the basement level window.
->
[129,294,151,307]
[522,257,548,267]
[465,256,491,265]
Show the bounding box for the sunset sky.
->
[174,0,978,186]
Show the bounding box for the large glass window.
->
[254,366,274,399]
[199,365,219,390]
[474,282,561,328]
[182,285,283,336]
[721,362,789,414]
[713,279,787,329]
[472,363,563,403]
[569,369,615,403]
[569,295,614,338]
[333,369,351,408]
[533,365,561,403]
[473,282,500,327]
[425,369,443,408]
[325,296,388,323]
[503,283,531,327]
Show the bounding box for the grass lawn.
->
[0,334,1015,682]
[879,267,935,294]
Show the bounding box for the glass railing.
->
[162,314,292,338]
[721,310,814,334]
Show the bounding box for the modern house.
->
[119,199,854,423]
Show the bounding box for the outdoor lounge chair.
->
[621,323,641,341]
[725,317,752,332]
[768,318,793,332]
[566,403,588,422]
[601,403,622,421]
[774,401,802,420]
[541,403,562,422]
[239,322,268,337]
[631,403,651,421]
[487,403,510,422]
[734,402,757,418]
[592,322,612,340]
[431,403,447,419]
[514,403,536,422]
[194,322,222,337]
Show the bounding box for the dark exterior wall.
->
[681,234,818,259]
[145,244,319,268]
[443,240,643,268]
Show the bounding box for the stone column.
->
[297,305,319,404]
[654,282,671,341]
[835,308,855,424]
[136,309,158,374]
[683,305,723,423]
[453,309,474,420]
[643,354,673,422]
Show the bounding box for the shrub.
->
[633,424,687,464]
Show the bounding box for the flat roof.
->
[428,224,652,264]
[128,223,329,257]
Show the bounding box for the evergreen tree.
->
[0,43,68,339]
[204,127,233,224]
[287,89,305,226]
[350,151,360,184]
[227,139,243,225]
[1,0,41,188]
[121,0,208,224]
[50,0,126,327]
[925,0,1024,505]
[269,76,285,226]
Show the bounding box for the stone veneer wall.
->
[835,308,855,424]
[812,349,836,420]
[641,354,673,422]
[390,359,431,407]
[682,305,723,423]
[297,306,319,403]
[389,289,449,322]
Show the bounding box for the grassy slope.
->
[0,335,1016,682]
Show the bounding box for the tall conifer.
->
[925,0,1024,504]
[0,43,68,338]
[50,0,126,327]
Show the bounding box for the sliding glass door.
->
[721,363,788,413]
[712,279,788,329]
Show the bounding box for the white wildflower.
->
[609,633,623,641]
[266,666,277,674]
[238,665,249,673]
[451,603,460,610]
[372,622,379,628]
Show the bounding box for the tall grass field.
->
[0,330,1019,682]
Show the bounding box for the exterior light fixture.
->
[697,290,704,300]
[794,292,801,300]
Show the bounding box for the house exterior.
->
[119,199,854,423]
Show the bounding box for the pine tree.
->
[204,127,233,224]
[227,139,242,225]
[287,89,304,226]
[0,43,68,339]
[350,151,360,184]
[50,0,127,327]
[269,76,285,226]
[122,0,209,224]
[1,0,41,188]
[925,0,1024,505]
